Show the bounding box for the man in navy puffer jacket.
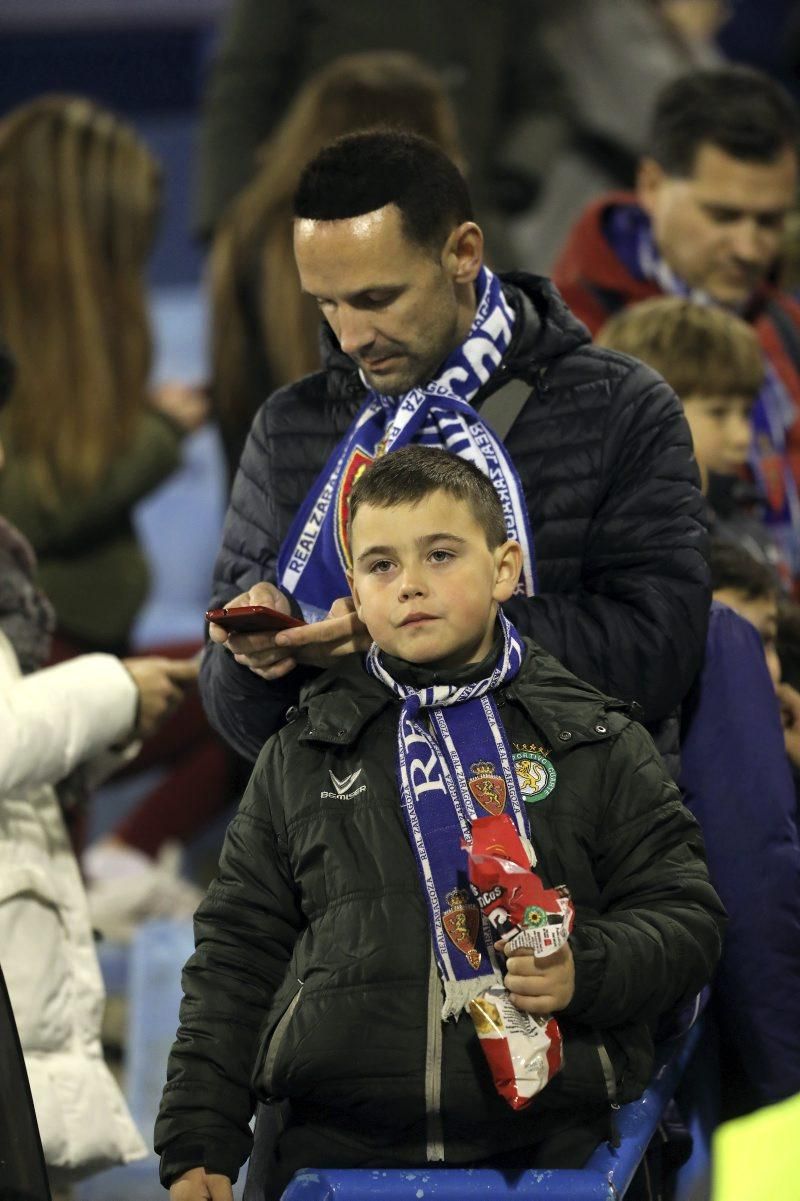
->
[201,131,710,771]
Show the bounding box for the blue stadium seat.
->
[278,1020,705,1201]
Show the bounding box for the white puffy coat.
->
[0,631,147,1182]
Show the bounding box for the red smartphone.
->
[205,605,306,632]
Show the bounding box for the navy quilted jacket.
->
[200,273,710,762]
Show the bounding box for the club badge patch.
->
[513,745,556,803]
[442,889,482,970]
[468,761,507,816]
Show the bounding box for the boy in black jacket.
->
[157,446,724,1201]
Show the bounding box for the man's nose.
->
[730,218,771,265]
[336,306,374,357]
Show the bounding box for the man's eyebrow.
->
[699,201,789,219]
[302,284,405,302]
[355,532,467,563]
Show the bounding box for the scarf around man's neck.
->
[608,202,800,579]
[366,611,531,1019]
[277,267,537,617]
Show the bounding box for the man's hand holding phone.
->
[208,582,370,680]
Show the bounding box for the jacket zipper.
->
[263,981,304,1088]
[424,949,445,1162]
[595,1033,618,1102]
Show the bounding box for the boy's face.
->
[348,490,522,669]
[713,585,781,686]
[683,393,753,491]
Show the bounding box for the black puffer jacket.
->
[157,642,724,1186]
[201,274,710,764]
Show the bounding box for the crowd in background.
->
[1,1,799,1199]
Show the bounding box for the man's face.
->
[638,141,798,306]
[294,205,478,395]
[348,489,521,669]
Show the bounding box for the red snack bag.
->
[468,814,574,955]
[463,814,574,1109]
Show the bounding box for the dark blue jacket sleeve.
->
[679,602,800,1105]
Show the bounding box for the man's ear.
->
[636,157,667,217]
[442,221,483,285]
[492,540,523,603]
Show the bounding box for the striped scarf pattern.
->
[366,612,530,1019]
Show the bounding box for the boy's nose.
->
[398,572,426,600]
[729,413,753,456]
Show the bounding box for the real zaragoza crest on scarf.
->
[469,761,507,815]
[442,889,482,970]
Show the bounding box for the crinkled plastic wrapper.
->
[463,814,574,1110]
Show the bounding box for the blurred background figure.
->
[0,94,208,658]
[0,94,227,931]
[0,337,204,1194]
[193,0,567,268]
[595,297,782,575]
[554,65,800,592]
[210,50,463,475]
[508,0,731,272]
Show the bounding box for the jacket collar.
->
[296,640,632,750]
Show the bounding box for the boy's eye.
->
[369,559,393,574]
[429,549,454,564]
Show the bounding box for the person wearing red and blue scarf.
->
[554,65,800,585]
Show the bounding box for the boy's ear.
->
[346,568,362,619]
[492,540,523,603]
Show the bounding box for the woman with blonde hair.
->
[209,51,462,474]
[0,94,208,655]
[0,96,225,931]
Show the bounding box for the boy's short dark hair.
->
[710,539,778,601]
[292,129,473,253]
[349,445,507,548]
[649,66,800,177]
[596,298,764,401]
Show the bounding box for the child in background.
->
[156,446,723,1201]
[595,297,784,579]
[599,300,800,1113]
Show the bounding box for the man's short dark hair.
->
[293,129,473,252]
[349,446,507,548]
[710,539,778,601]
[649,66,800,176]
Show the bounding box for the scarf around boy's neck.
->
[277,267,537,618]
[608,202,800,577]
[366,611,531,1020]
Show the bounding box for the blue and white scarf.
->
[277,267,537,615]
[366,612,530,1019]
[608,203,800,579]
